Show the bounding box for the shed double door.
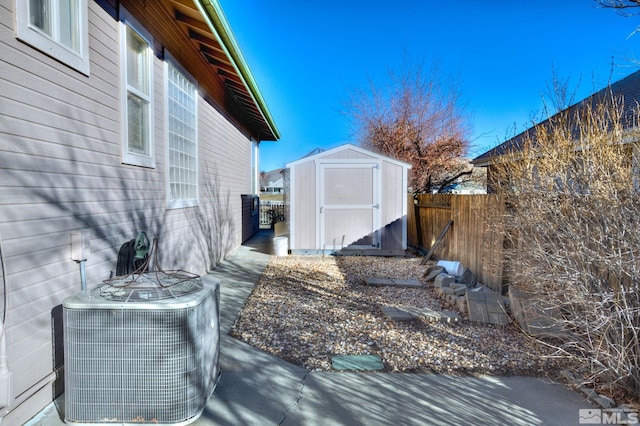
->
[319,162,381,251]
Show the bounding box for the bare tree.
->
[348,56,472,194]
[598,0,640,10]
[598,0,640,39]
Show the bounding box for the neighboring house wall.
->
[260,168,284,193]
[448,166,487,194]
[0,1,276,423]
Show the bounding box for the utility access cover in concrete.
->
[331,355,384,371]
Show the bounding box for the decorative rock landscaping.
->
[231,255,576,377]
[425,265,511,326]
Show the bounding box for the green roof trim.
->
[194,0,280,140]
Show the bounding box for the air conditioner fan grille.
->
[94,273,203,302]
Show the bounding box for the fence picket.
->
[259,201,286,229]
[408,194,505,293]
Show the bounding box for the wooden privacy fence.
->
[407,194,505,292]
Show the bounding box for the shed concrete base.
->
[290,249,406,256]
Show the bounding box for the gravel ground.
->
[230,254,575,377]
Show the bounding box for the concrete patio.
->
[27,230,596,426]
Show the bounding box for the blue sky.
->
[219,1,640,172]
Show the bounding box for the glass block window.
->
[167,61,198,207]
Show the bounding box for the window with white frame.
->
[15,0,89,74]
[166,59,198,207]
[120,10,154,168]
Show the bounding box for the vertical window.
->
[16,0,89,74]
[120,10,154,168]
[166,59,198,208]
[251,140,259,195]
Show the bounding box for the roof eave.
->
[286,144,413,169]
[194,0,280,141]
[471,157,493,167]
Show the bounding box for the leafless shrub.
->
[491,91,640,401]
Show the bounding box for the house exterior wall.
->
[287,145,409,255]
[0,1,256,423]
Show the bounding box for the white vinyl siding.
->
[1,2,255,422]
[15,0,89,75]
[120,9,154,168]
[166,59,198,208]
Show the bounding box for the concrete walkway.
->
[28,230,595,426]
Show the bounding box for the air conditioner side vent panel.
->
[63,277,220,425]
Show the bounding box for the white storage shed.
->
[286,144,411,255]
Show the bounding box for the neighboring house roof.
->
[260,169,284,189]
[302,147,326,158]
[472,69,640,167]
[185,0,279,141]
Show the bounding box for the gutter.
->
[194,0,281,140]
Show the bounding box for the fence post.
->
[409,194,422,248]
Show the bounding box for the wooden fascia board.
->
[177,9,262,131]
[170,0,198,10]
[199,45,234,71]
[175,10,210,33]
[193,0,280,140]
[188,28,222,52]
[217,67,243,84]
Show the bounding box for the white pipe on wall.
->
[0,321,12,408]
[0,232,11,409]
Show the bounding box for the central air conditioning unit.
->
[63,273,220,425]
